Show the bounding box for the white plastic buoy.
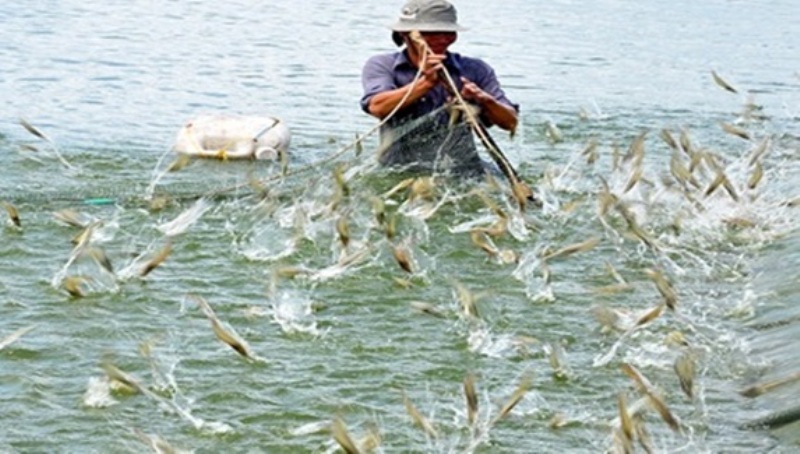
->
[172,114,291,160]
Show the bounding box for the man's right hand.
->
[419,53,446,90]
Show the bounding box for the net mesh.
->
[376,105,487,177]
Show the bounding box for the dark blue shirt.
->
[360,50,517,175]
[360,50,518,127]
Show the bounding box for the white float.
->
[172,114,291,160]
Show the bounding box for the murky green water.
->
[2,1,799,452]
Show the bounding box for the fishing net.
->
[2,104,492,208]
[0,182,248,208]
[376,104,487,177]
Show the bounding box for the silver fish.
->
[331,417,360,454]
[711,70,738,93]
[2,201,21,227]
[402,392,438,438]
[542,237,601,262]
[748,136,771,166]
[464,373,479,427]
[660,128,679,151]
[391,242,413,273]
[740,371,800,398]
[748,161,764,190]
[490,373,533,426]
[0,325,37,351]
[141,242,173,277]
[720,122,751,141]
[674,350,696,399]
[189,294,255,360]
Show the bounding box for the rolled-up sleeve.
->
[474,62,518,112]
[360,54,397,114]
[469,59,519,127]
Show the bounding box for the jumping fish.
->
[409,301,446,318]
[635,303,665,327]
[71,220,102,247]
[688,148,705,175]
[660,129,679,151]
[331,417,360,454]
[189,294,255,360]
[452,280,480,320]
[545,121,563,143]
[616,203,658,250]
[623,165,644,194]
[333,164,350,198]
[612,427,634,454]
[402,392,438,438]
[711,70,738,93]
[704,170,739,202]
[670,152,701,189]
[748,136,771,167]
[720,122,751,141]
[336,215,350,248]
[512,179,539,210]
[391,242,413,273]
[53,208,91,228]
[611,142,622,172]
[368,196,385,226]
[1,201,20,227]
[482,216,509,238]
[664,330,690,348]
[18,118,74,169]
[0,325,36,351]
[679,128,694,157]
[542,237,601,262]
[166,153,192,172]
[634,415,655,454]
[382,177,415,199]
[19,118,50,141]
[545,342,570,380]
[490,373,533,426]
[624,131,647,164]
[740,371,800,398]
[597,179,619,218]
[748,161,764,190]
[722,174,740,202]
[132,428,179,454]
[409,177,435,202]
[464,373,479,427]
[644,268,678,311]
[618,393,635,450]
[384,214,397,240]
[674,350,696,399]
[141,242,173,277]
[63,276,89,298]
[356,423,381,452]
[621,363,681,432]
[581,137,599,165]
[470,229,498,258]
[86,246,114,274]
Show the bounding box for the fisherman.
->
[360,0,519,177]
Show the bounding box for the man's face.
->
[419,31,457,54]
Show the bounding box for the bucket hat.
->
[390,0,467,46]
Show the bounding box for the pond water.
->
[1,0,799,452]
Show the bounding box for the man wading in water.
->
[360,0,519,177]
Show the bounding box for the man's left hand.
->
[460,77,492,104]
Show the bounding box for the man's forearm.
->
[480,98,518,132]
[367,81,433,119]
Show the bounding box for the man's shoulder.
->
[449,52,494,72]
[365,51,404,67]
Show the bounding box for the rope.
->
[202,57,429,199]
[407,31,538,209]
